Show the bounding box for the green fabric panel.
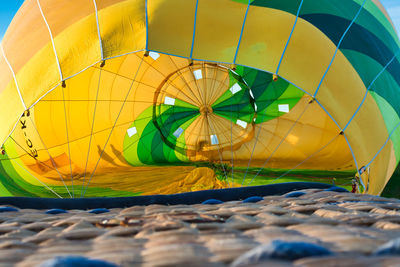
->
[125,103,199,165]
[369,91,400,161]
[174,116,198,161]
[248,0,301,15]
[153,106,195,163]
[249,0,399,51]
[343,49,400,115]
[212,66,303,124]
[246,0,400,76]
[257,84,304,124]
[174,99,198,109]
[139,121,158,164]
[0,160,20,196]
[123,107,153,166]
[363,1,400,46]
[354,1,399,55]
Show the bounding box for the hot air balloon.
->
[0,0,399,198]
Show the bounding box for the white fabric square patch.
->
[149,51,160,60]
[210,135,219,145]
[173,128,184,138]
[278,104,290,113]
[230,83,241,94]
[236,120,247,129]
[164,96,175,105]
[193,69,203,80]
[127,127,137,137]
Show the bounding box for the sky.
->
[0,0,399,39]
[0,0,24,40]
[382,0,400,32]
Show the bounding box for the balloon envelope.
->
[0,0,399,197]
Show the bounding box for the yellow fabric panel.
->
[367,139,395,195]
[192,0,247,63]
[30,55,148,172]
[1,0,52,74]
[275,17,338,96]
[201,96,352,170]
[15,41,61,109]
[33,86,68,154]
[0,83,25,147]
[13,110,50,166]
[8,109,72,185]
[0,48,28,147]
[147,0,196,57]
[0,55,13,95]
[98,0,146,59]
[96,0,125,10]
[235,6,295,74]
[54,9,100,79]
[345,92,388,171]
[5,152,44,187]
[317,55,367,129]
[39,0,95,37]
[250,98,352,169]
[381,141,397,194]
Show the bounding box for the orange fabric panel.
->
[1,0,53,74]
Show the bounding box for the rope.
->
[247,97,313,186]
[233,0,251,64]
[145,0,149,51]
[343,47,400,131]
[241,79,278,186]
[190,0,199,59]
[92,0,104,60]
[268,134,340,183]
[27,117,72,198]
[0,45,26,109]
[9,155,62,198]
[206,115,228,181]
[342,131,365,190]
[82,54,146,197]
[81,66,103,197]
[366,119,400,169]
[313,0,367,97]
[37,0,63,82]
[61,85,74,197]
[241,124,262,186]
[230,98,234,187]
[276,0,304,75]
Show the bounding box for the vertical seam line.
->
[233,0,251,64]
[366,120,400,168]
[343,47,400,131]
[145,0,149,51]
[0,44,27,109]
[37,0,63,81]
[276,0,304,75]
[313,0,367,97]
[92,0,104,60]
[190,0,200,59]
